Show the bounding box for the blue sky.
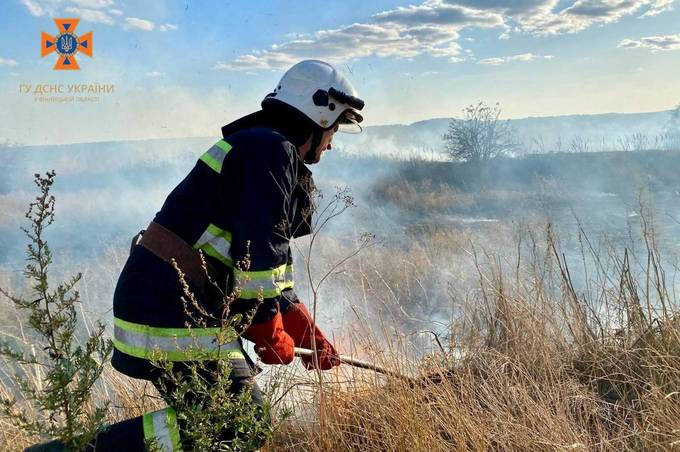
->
[0,0,679,145]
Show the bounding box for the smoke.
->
[332,109,678,158]
[1,133,680,357]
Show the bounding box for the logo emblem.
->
[41,19,92,70]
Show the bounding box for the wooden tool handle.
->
[294,347,412,381]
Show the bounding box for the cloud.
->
[438,0,674,35]
[20,0,117,16]
[214,52,297,71]
[561,0,672,20]
[69,0,115,7]
[439,0,560,31]
[123,17,155,31]
[145,71,165,77]
[477,52,553,64]
[217,23,428,70]
[638,0,675,16]
[215,23,469,71]
[373,3,504,27]
[618,33,680,51]
[19,1,175,33]
[215,0,675,71]
[20,0,49,16]
[216,2,509,72]
[477,57,506,65]
[518,0,676,35]
[443,0,558,16]
[65,7,115,24]
[0,58,18,67]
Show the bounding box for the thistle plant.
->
[0,171,112,449]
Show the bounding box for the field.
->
[1,146,680,450]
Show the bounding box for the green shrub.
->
[0,171,112,449]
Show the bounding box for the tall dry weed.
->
[269,213,680,451]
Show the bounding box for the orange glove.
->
[282,302,340,370]
[241,311,295,365]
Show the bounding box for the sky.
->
[0,0,679,145]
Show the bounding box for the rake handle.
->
[294,347,412,381]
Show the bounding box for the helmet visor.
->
[338,109,363,133]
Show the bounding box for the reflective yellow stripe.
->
[235,264,294,299]
[113,338,244,362]
[113,317,244,362]
[194,223,232,267]
[206,223,232,240]
[214,140,231,152]
[115,317,222,337]
[199,140,232,173]
[143,408,183,451]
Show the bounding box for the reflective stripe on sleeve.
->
[193,223,233,267]
[143,408,182,451]
[235,264,294,299]
[113,317,244,362]
[199,139,232,173]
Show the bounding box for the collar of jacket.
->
[221,111,313,181]
[221,109,310,149]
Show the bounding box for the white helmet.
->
[262,60,364,133]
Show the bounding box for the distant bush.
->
[443,102,517,163]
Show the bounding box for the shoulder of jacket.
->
[226,127,297,158]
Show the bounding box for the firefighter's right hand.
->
[241,311,295,365]
[282,302,341,370]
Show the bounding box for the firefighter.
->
[26,59,364,451]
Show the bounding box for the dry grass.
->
[371,178,567,216]
[267,219,680,451]
[1,210,679,450]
